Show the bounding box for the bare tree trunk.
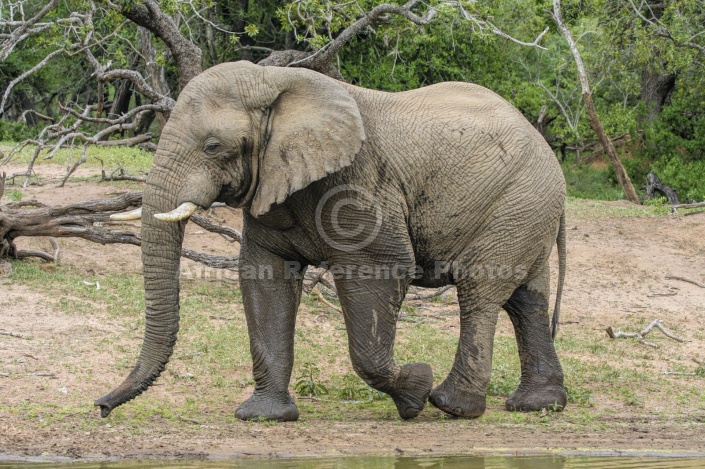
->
[106,0,202,88]
[636,2,677,123]
[533,105,556,139]
[552,0,640,204]
[138,27,171,133]
[641,70,676,122]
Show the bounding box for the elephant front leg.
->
[336,276,433,420]
[235,244,303,422]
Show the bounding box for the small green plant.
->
[695,365,705,377]
[565,385,594,407]
[295,361,328,397]
[621,388,642,407]
[548,402,564,412]
[338,373,367,400]
[7,189,22,202]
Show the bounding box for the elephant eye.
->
[204,141,221,155]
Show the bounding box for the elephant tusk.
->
[110,207,142,221]
[154,202,199,222]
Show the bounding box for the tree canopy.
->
[1,0,705,201]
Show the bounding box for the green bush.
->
[633,97,705,202]
[0,120,34,141]
[652,156,705,202]
[561,160,625,200]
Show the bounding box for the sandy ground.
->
[1,164,704,461]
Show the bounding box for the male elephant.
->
[97,60,567,421]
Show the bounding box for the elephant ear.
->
[250,66,365,217]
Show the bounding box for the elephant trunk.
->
[95,164,186,417]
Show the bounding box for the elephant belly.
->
[410,266,453,288]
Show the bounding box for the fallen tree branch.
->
[0,330,29,339]
[191,213,242,243]
[312,286,343,314]
[0,192,239,269]
[100,165,147,183]
[13,238,60,263]
[644,170,679,205]
[606,319,687,348]
[671,201,705,210]
[647,286,678,297]
[665,275,705,288]
[407,285,454,300]
[304,268,337,294]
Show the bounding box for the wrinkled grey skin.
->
[96,61,568,421]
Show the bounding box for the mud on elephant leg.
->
[336,277,433,420]
[503,265,567,412]
[429,280,504,418]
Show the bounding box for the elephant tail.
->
[551,211,566,340]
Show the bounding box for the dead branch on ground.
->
[407,285,454,300]
[671,201,705,210]
[99,164,147,183]
[312,287,343,314]
[303,268,338,295]
[665,275,705,288]
[644,171,679,205]
[0,192,240,269]
[647,286,678,297]
[606,319,687,348]
[0,330,29,339]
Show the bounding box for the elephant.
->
[97,60,567,421]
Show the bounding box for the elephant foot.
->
[388,363,433,420]
[429,379,486,418]
[506,384,567,412]
[235,392,299,422]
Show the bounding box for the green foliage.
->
[6,189,23,202]
[565,384,594,407]
[630,95,705,202]
[0,121,35,141]
[561,160,625,201]
[294,362,329,397]
[1,142,153,176]
[651,157,705,202]
[5,0,705,202]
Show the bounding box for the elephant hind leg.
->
[503,262,567,412]
[428,277,510,418]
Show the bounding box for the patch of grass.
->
[562,161,625,201]
[6,188,23,202]
[0,141,153,175]
[9,260,144,318]
[5,246,705,437]
[566,196,672,219]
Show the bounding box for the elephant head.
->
[95,61,365,417]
